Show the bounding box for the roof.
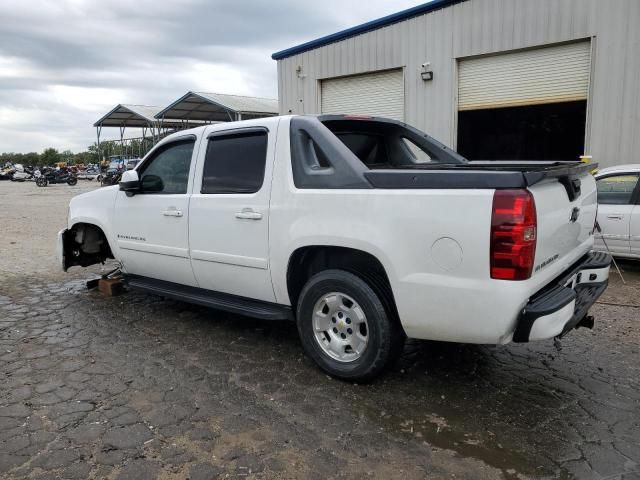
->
[94,104,163,127]
[154,92,279,122]
[272,0,466,60]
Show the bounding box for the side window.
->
[596,174,639,205]
[138,140,195,194]
[201,130,268,194]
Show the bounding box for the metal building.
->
[273,0,640,168]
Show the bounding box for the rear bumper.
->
[513,251,611,342]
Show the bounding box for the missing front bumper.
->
[513,251,611,343]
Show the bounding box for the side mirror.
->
[119,170,140,196]
[140,174,164,193]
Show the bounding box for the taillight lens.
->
[490,189,537,280]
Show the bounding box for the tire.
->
[36,177,47,187]
[296,269,404,382]
[67,177,77,186]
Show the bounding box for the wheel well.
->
[287,246,399,321]
[64,223,114,269]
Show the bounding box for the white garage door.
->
[458,41,591,111]
[321,69,404,121]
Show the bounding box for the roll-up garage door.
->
[321,69,404,121]
[458,41,591,111]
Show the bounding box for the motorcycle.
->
[35,168,78,187]
[10,164,35,182]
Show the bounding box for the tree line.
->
[1,148,97,167]
[1,139,154,167]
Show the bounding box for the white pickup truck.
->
[59,115,611,381]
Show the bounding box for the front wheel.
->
[67,177,77,186]
[36,177,47,187]
[296,269,404,382]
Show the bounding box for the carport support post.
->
[96,125,102,163]
[119,125,126,158]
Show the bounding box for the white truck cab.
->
[59,115,611,381]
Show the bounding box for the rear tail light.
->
[490,189,537,280]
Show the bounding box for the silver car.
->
[594,164,640,259]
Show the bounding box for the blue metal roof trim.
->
[271,0,466,60]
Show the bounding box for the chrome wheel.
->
[312,292,369,362]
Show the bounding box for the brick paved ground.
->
[0,181,638,479]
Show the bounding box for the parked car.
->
[594,164,640,259]
[77,167,103,182]
[58,115,611,381]
[126,159,141,170]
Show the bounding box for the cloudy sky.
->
[0,0,423,153]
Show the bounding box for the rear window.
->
[335,133,387,167]
[322,118,461,169]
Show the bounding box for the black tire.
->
[67,177,77,186]
[36,177,47,187]
[296,269,404,382]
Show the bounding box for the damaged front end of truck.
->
[58,224,114,271]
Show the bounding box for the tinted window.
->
[139,140,194,194]
[201,130,268,194]
[596,174,639,205]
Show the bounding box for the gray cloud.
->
[0,0,421,152]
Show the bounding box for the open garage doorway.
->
[457,100,587,160]
[457,41,591,161]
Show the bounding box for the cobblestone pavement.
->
[0,181,639,479]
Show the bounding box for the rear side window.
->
[596,174,639,205]
[201,130,268,194]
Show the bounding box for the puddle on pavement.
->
[357,402,546,479]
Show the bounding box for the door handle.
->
[606,214,623,220]
[235,208,262,220]
[162,209,183,217]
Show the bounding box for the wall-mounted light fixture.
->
[421,62,434,81]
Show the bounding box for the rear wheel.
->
[296,269,404,382]
[36,177,47,187]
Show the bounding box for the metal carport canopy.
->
[93,104,183,129]
[155,92,278,122]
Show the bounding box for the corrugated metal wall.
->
[276,0,640,169]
